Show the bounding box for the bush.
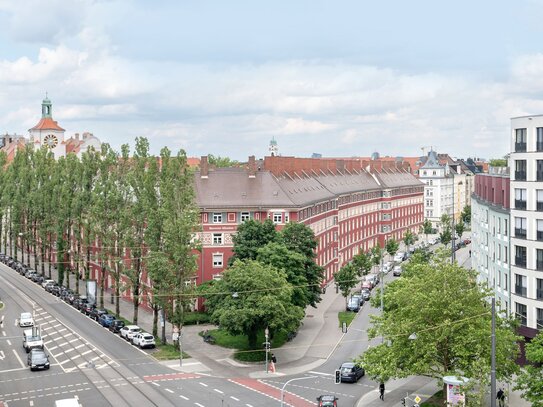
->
[234,350,266,362]
[183,311,211,325]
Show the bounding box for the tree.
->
[333,263,358,307]
[386,239,399,258]
[422,219,433,242]
[440,214,453,246]
[371,244,383,272]
[515,332,543,407]
[489,158,508,167]
[357,254,520,402]
[352,251,372,277]
[455,222,465,241]
[230,219,277,264]
[403,231,415,252]
[207,154,239,168]
[201,259,304,349]
[461,205,471,224]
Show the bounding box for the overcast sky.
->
[2,0,543,160]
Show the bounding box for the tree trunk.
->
[115,283,120,317]
[152,305,158,337]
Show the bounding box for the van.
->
[23,328,43,353]
[54,398,81,407]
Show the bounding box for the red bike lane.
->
[230,378,316,407]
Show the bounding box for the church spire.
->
[41,93,52,118]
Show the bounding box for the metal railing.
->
[515,142,527,152]
[515,228,527,239]
[515,171,526,181]
[515,256,527,267]
[515,200,527,210]
[515,285,527,297]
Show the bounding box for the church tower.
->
[269,136,279,157]
[29,95,66,158]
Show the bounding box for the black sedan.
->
[27,349,50,371]
[339,362,365,383]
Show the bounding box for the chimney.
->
[248,155,256,178]
[200,156,209,178]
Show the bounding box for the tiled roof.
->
[274,173,335,206]
[420,150,442,169]
[375,170,424,188]
[29,118,65,132]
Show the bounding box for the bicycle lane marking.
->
[229,378,315,407]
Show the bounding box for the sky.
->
[2,0,543,161]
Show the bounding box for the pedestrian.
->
[496,388,505,407]
[379,382,385,401]
[469,249,471,257]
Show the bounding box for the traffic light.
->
[262,341,271,350]
[334,369,341,384]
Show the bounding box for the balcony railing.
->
[515,228,527,238]
[538,231,543,241]
[515,256,527,267]
[537,261,543,271]
[515,171,527,181]
[538,172,543,182]
[515,285,527,297]
[515,200,527,210]
[515,142,527,152]
[538,202,543,212]
[537,289,543,300]
[538,142,543,152]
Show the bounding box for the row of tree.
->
[0,139,200,338]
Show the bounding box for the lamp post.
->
[451,177,455,262]
[280,376,317,406]
[491,297,496,407]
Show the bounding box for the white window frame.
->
[213,233,223,245]
[212,253,223,268]
[213,213,222,223]
[240,212,250,222]
[273,212,282,224]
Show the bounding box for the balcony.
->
[538,231,543,241]
[515,285,527,297]
[515,256,527,267]
[538,142,543,152]
[537,261,543,271]
[515,142,527,152]
[515,200,527,210]
[537,289,543,300]
[515,171,527,181]
[515,228,527,239]
[538,172,543,182]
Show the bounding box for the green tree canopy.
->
[352,251,373,277]
[461,205,471,224]
[515,332,543,406]
[455,222,465,240]
[403,231,415,250]
[207,154,239,168]
[489,158,507,167]
[422,219,433,239]
[333,263,358,306]
[386,239,399,258]
[230,219,277,264]
[357,254,519,400]
[200,259,304,349]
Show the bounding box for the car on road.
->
[109,320,125,334]
[346,298,360,312]
[27,348,50,371]
[42,279,55,288]
[393,252,406,262]
[90,308,108,321]
[361,281,373,291]
[99,314,116,328]
[120,325,142,341]
[339,361,365,383]
[393,265,402,277]
[23,329,44,353]
[19,312,34,327]
[45,282,58,293]
[131,333,156,349]
[81,302,96,315]
[365,274,379,287]
[361,288,371,301]
[317,395,338,406]
[350,293,364,307]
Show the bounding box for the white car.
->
[42,279,55,288]
[393,265,402,277]
[120,325,142,341]
[131,333,156,349]
[19,312,34,327]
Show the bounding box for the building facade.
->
[472,168,510,314]
[510,115,543,340]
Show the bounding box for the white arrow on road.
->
[0,350,5,360]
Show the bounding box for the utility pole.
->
[451,176,455,263]
[491,297,496,407]
[265,327,269,373]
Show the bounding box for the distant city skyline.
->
[2,0,543,160]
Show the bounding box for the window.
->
[273,213,282,224]
[240,212,250,222]
[285,213,289,223]
[538,250,543,271]
[515,245,527,267]
[213,213,222,223]
[515,274,527,297]
[538,220,543,241]
[538,127,543,151]
[538,190,543,211]
[538,160,543,182]
[537,278,543,300]
[515,128,527,152]
[515,188,527,210]
[213,233,223,245]
[515,217,527,238]
[504,219,508,236]
[538,308,543,330]
[516,302,527,326]
[212,253,223,268]
[515,160,527,181]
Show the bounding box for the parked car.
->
[27,349,50,371]
[361,288,371,301]
[81,302,96,315]
[120,325,142,341]
[66,292,80,305]
[339,361,365,383]
[19,312,34,327]
[393,265,402,277]
[463,238,471,245]
[351,294,364,307]
[25,270,37,279]
[51,285,62,297]
[131,333,156,349]
[45,282,57,293]
[99,314,116,328]
[361,281,373,291]
[393,252,406,262]
[365,274,379,287]
[42,279,55,288]
[346,298,360,312]
[90,308,108,321]
[60,288,73,301]
[72,298,85,310]
[32,274,45,285]
[317,395,339,407]
[109,320,125,334]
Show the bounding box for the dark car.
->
[27,349,50,371]
[60,288,73,301]
[317,395,338,406]
[45,282,58,293]
[31,273,43,283]
[346,298,360,312]
[81,302,96,315]
[109,320,125,334]
[339,362,364,383]
[51,285,62,297]
[90,308,108,321]
[99,314,116,328]
[361,288,371,301]
[66,292,79,305]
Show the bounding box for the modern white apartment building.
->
[419,150,454,229]
[510,115,543,341]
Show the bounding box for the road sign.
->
[414,396,421,403]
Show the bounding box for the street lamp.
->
[280,376,317,406]
[264,327,270,373]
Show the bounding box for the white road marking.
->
[308,371,333,376]
[12,349,25,368]
[179,395,189,400]
[199,382,208,387]
[195,403,204,407]
[6,340,10,345]
[214,389,224,394]
[165,388,174,394]
[230,396,240,401]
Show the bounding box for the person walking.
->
[496,388,505,407]
[379,382,385,401]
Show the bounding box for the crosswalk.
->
[33,307,119,373]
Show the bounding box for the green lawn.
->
[152,343,190,361]
[338,311,356,328]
